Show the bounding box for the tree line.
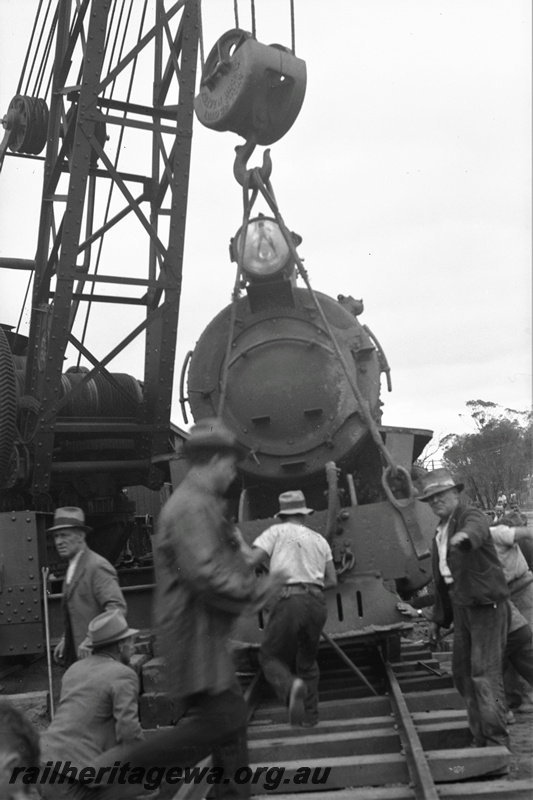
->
[419,400,532,509]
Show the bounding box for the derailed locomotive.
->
[179,215,437,643]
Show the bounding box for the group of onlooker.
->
[2,434,532,796]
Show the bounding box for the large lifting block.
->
[194,29,306,146]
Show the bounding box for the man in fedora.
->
[38,609,146,799]
[93,417,286,798]
[418,468,511,749]
[251,490,337,727]
[49,507,126,668]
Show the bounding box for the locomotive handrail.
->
[179,349,193,425]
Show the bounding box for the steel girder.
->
[17,0,199,495]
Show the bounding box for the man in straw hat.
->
[49,507,126,668]
[250,489,337,727]
[38,609,147,798]
[93,418,286,798]
[417,468,511,750]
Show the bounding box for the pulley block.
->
[194,29,306,146]
[2,95,49,155]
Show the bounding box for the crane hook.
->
[233,138,273,188]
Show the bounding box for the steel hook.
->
[233,138,273,188]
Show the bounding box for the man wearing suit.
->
[38,609,148,799]
[418,469,511,751]
[49,507,126,667]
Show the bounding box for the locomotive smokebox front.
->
[187,283,383,486]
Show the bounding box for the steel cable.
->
[19,0,51,96]
[17,0,44,94]
[217,173,256,417]
[198,0,205,70]
[77,0,147,364]
[33,3,58,97]
[249,168,400,477]
[250,0,256,38]
[290,0,296,53]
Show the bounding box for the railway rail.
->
[169,635,532,800]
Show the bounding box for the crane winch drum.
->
[194,29,307,146]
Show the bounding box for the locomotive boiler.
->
[181,214,437,643]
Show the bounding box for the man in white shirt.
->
[251,490,337,727]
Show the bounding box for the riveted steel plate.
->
[0,511,46,655]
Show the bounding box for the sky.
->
[0,0,531,456]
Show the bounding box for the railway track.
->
[172,635,533,800]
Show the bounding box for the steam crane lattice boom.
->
[1,0,199,503]
[0,0,200,655]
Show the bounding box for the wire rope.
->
[77,0,148,363]
[217,174,256,417]
[250,0,256,38]
[290,0,296,53]
[197,0,205,69]
[249,167,400,475]
[103,0,127,94]
[22,0,52,96]
[17,0,45,95]
[35,5,58,99]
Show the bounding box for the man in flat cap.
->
[418,469,511,750]
[93,417,285,799]
[49,507,126,668]
[251,490,337,727]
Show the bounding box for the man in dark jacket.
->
[50,507,126,668]
[93,418,285,799]
[418,469,510,748]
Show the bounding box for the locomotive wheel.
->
[0,327,18,489]
[3,95,49,155]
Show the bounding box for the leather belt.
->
[282,583,324,597]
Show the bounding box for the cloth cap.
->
[183,417,246,459]
[88,609,139,647]
[417,469,464,502]
[48,506,92,533]
[275,490,314,517]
